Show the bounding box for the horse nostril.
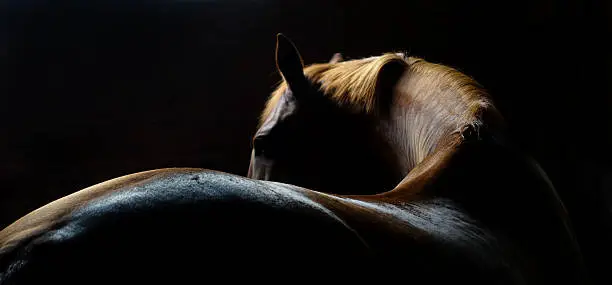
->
[263,171,271,181]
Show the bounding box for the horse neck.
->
[373,65,512,202]
[359,63,586,282]
[377,126,587,283]
[377,67,485,180]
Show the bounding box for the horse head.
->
[248,34,405,195]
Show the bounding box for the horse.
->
[0,34,586,284]
[248,35,588,283]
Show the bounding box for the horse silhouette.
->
[0,34,587,284]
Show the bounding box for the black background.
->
[2,0,610,282]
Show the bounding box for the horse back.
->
[0,169,370,284]
[0,168,203,255]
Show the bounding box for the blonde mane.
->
[260,53,499,131]
[404,57,496,127]
[261,53,408,125]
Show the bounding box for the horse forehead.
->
[257,91,298,136]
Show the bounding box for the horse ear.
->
[329,53,343,64]
[275,34,307,91]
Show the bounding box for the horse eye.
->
[255,147,265,156]
[253,137,267,156]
